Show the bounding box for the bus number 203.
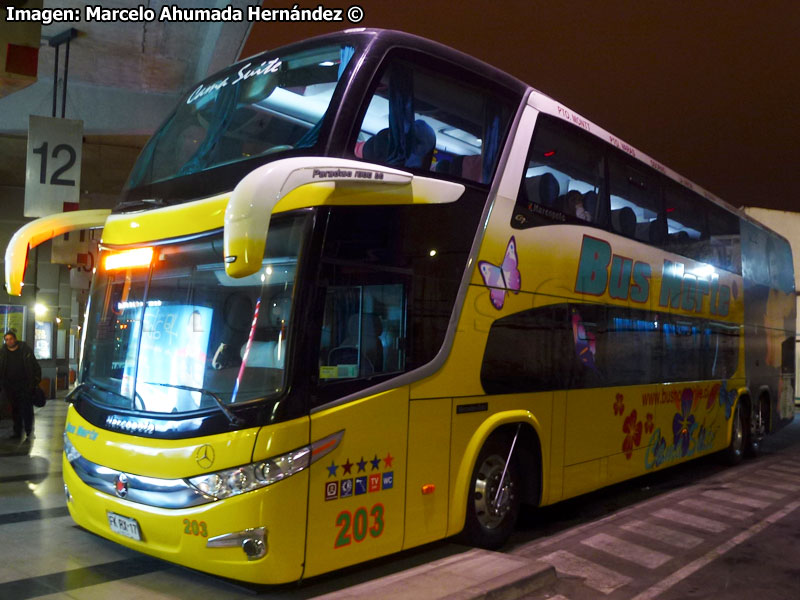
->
[183,519,208,537]
[334,504,384,548]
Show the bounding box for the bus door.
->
[303,286,410,577]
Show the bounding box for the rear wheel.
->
[724,401,747,465]
[461,435,521,549]
[747,396,769,457]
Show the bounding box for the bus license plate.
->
[107,511,142,541]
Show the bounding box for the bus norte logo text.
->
[575,236,731,316]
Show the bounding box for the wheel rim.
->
[473,454,515,530]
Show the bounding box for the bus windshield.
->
[126,42,355,190]
[81,215,307,415]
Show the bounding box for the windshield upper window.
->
[354,57,514,184]
[81,216,308,415]
[126,43,355,190]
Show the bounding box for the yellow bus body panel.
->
[63,405,311,584]
[304,388,408,578]
[403,397,452,549]
[65,408,261,479]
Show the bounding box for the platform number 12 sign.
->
[25,115,83,218]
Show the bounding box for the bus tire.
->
[461,434,521,550]
[723,400,747,465]
[747,395,769,457]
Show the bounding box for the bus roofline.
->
[4,209,111,296]
[223,157,465,278]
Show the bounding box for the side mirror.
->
[223,157,464,278]
[4,209,111,296]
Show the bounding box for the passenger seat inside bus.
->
[328,314,384,375]
[648,215,667,245]
[611,207,637,238]
[362,120,437,171]
[524,172,560,208]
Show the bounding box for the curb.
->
[441,557,556,600]
[314,548,555,600]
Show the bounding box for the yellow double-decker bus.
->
[5,29,795,584]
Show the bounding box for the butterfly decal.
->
[478,236,521,310]
[719,380,736,420]
[571,308,597,371]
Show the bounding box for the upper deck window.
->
[607,154,663,243]
[514,115,605,228]
[126,43,355,190]
[513,115,742,275]
[353,57,514,184]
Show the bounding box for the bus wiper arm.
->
[143,382,244,426]
[65,382,90,403]
[73,379,144,409]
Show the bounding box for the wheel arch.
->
[734,387,752,440]
[447,410,544,537]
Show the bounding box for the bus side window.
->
[599,308,661,386]
[707,203,741,274]
[319,284,406,381]
[662,183,707,260]
[608,153,663,243]
[514,116,604,229]
[662,317,703,382]
[354,56,514,183]
[480,305,573,394]
[705,321,740,379]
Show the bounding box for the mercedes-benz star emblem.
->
[195,444,215,469]
[115,473,129,498]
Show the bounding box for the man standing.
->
[0,331,42,440]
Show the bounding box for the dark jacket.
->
[0,340,42,393]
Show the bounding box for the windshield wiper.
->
[66,382,90,403]
[69,380,144,409]
[143,382,244,426]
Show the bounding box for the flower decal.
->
[673,389,696,456]
[719,380,736,420]
[622,410,643,459]
[697,423,708,448]
[653,435,667,460]
[707,383,721,410]
[614,393,625,416]
[645,413,655,434]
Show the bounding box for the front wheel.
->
[460,435,521,550]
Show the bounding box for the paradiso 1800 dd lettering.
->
[575,236,732,316]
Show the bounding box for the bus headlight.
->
[63,433,81,463]
[187,430,343,500]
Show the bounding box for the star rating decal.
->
[322,450,398,500]
[327,460,338,477]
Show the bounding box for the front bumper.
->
[62,453,308,584]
